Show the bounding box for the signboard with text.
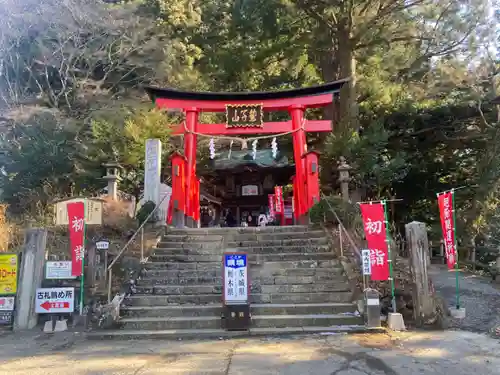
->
[223,253,248,305]
[45,261,76,280]
[225,104,263,128]
[0,296,15,326]
[0,253,18,295]
[35,287,75,314]
[361,249,372,276]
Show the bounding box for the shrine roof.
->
[200,150,292,171]
[144,79,349,102]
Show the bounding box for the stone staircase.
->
[103,226,364,338]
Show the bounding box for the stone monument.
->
[144,139,162,212]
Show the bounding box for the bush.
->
[308,195,364,235]
[135,201,156,225]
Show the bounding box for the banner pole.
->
[80,201,86,316]
[451,189,460,309]
[382,200,396,313]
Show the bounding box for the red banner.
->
[67,202,85,276]
[274,187,283,214]
[360,203,390,280]
[438,191,456,269]
[268,194,275,219]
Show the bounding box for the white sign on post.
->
[223,253,248,304]
[35,287,75,314]
[96,240,110,250]
[45,261,76,280]
[361,249,372,276]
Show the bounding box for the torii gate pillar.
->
[290,105,308,224]
[184,108,199,228]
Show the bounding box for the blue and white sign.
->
[223,253,248,304]
[361,249,372,275]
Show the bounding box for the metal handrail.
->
[106,193,170,302]
[319,192,362,262]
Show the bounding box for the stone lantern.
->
[338,156,351,202]
[103,162,122,200]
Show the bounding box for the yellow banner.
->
[0,254,18,295]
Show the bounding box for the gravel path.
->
[0,330,499,375]
[429,265,500,334]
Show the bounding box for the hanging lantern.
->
[252,140,258,160]
[271,137,278,159]
[209,138,216,159]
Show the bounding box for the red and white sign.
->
[360,203,390,281]
[268,194,275,219]
[67,202,85,276]
[0,296,15,311]
[274,186,284,214]
[35,287,74,314]
[438,191,456,269]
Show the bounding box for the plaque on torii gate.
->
[145,79,349,227]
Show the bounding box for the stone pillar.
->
[405,221,435,325]
[144,139,162,209]
[103,162,121,200]
[338,157,351,202]
[14,228,47,330]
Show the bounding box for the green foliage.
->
[308,195,364,235]
[89,106,176,197]
[324,122,408,198]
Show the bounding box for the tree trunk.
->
[337,29,358,132]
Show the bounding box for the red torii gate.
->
[145,79,348,227]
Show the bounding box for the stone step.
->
[166,225,311,236]
[153,245,331,255]
[141,267,344,279]
[157,238,328,249]
[148,252,335,263]
[119,316,221,330]
[125,291,352,306]
[162,230,325,243]
[118,313,362,331]
[251,314,363,328]
[227,238,328,248]
[87,325,376,340]
[137,273,346,286]
[142,259,340,270]
[121,303,357,318]
[135,282,350,295]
